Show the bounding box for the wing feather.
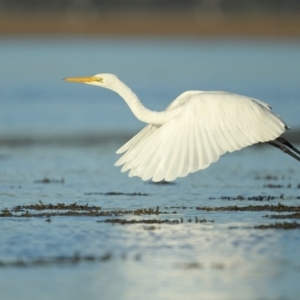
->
[126,121,180,181]
[202,119,220,163]
[177,133,190,178]
[158,126,183,181]
[116,124,159,155]
[188,122,195,172]
[115,92,287,181]
[198,119,211,167]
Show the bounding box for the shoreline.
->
[0,130,299,147]
[1,11,300,37]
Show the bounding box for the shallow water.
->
[1,143,300,300]
[1,37,300,300]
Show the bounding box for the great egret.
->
[64,73,300,182]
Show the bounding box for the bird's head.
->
[64,73,119,89]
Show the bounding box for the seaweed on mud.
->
[1,200,299,220]
[0,252,117,268]
[254,222,300,229]
[0,202,174,218]
[229,222,300,230]
[208,194,285,201]
[195,202,300,212]
[84,192,148,196]
[264,212,300,219]
[1,208,13,217]
[98,217,213,225]
[99,218,181,225]
[12,201,102,212]
[17,210,113,218]
[127,207,168,215]
[165,206,194,210]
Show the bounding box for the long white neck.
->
[108,80,182,125]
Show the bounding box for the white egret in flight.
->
[64,73,300,182]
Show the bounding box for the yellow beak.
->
[64,76,102,83]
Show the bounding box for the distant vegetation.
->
[2,0,300,13]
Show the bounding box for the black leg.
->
[268,140,300,162]
[276,137,300,156]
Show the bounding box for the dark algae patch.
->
[264,212,300,219]
[12,201,102,212]
[229,222,300,230]
[1,196,300,271]
[34,177,64,184]
[195,203,300,212]
[254,222,300,229]
[208,194,284,201]
[255,174,280,180]
[100,218,181,225]
[98,218,214,225]
[0,202,173,218]
[0,252,144,268]
[2,200,300,219]
[0,201,105,218]
[84,192,148,196]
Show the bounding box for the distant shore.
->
[1,11,300,36]
[0,129,299,147]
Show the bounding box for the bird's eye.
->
[95,78,103,83]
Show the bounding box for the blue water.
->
[1,37,300,300]
[1,37,300,136]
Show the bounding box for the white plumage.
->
[115,92,285,181]
[64,73,299,182]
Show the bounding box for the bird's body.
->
[64,73,300,181]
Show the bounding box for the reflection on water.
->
[1,38,300,300]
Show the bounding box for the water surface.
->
[1,37,300,300]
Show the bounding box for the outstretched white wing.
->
[115,92,286,182]
[116,90,202,155]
